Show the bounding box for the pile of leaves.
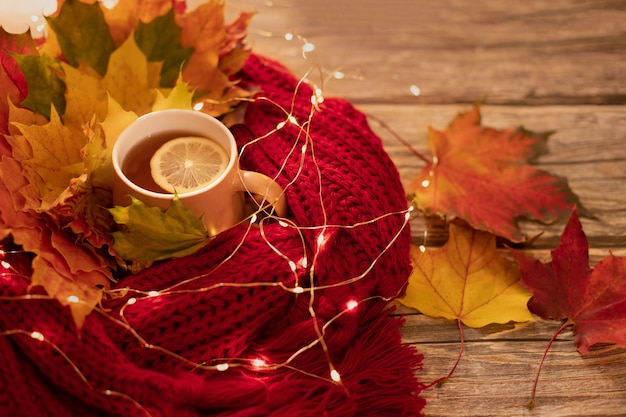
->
[400,105,626,406]
[0,0,253,326]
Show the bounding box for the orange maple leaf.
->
[409,105,581,242]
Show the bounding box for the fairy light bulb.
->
[252,358,266,368]
[317,232,326,247]
[30,331,45,341]
[346,299,359,311]
[148,291,159,297]
[216,363,229,371]
[330,369,341,383]
[67,295,80,304]
[1,260,11,269]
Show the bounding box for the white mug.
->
[111,109,287,236]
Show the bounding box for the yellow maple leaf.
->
[100,94,138,149]
[61,62,108,127]
[401,223,533,328]
[8,106,87,211]
[152,72,194,111]
[103,32,161,114]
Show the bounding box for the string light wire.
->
[0,9,417,409]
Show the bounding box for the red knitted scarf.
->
[0,54,425,416]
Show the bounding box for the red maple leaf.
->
[512,209,626,354]
[409,105,582,242]
[0,28,36,137]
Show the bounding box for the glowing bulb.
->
[1,261,10,269]
[409,84,421,96]
[303,42,315,53]
[419,245,426,253]
[279,220,289,227]
[333,71,345,80]
[288,115,298,126]
[330,369,341,382]
[293,286,304,294]
[276,121,286,130]
[30,331,45,341]
[346,299,359,311]
[421,179,430,188]
[250,213,258,224]
[193,102,204,111]
[288,260,297,272]
[148,291,159,297]
[300,257,308,268]
[99,0,119,9]
[252,358,266,368]
[317,233,326,247]
[216,363,229,371]
[284,32,294,41]
[301,144,307,154]
[67,295,80,304]
[127,297,137,305]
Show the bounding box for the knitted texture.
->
[0,54,425,416]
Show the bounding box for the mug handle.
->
[235,170,288,217]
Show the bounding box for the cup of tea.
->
[111,109,287,236]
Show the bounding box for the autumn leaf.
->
[8,106,86,211]
[512,209,626,354]
[61,62,108,126]
[401,222,533,328]
[10,52,65,119]
[152,72,194,111]
[0,156,110,328]
[0,28,36,136]
[134,7,194,87]
[408,105,581,242]
[99,0,173,46]
[47,0,116,77]
[103,33,161,115]
[109,196,209,262]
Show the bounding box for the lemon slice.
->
[150,136,229,193]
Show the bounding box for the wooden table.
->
[227,1,626,415]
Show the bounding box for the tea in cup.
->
[111,109,287,236]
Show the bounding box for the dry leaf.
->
[408,105,581,242]
[401,222,533,328]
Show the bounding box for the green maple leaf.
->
[135,8,194,87]
[11,53,65,119]
[109,196,209,262]
[47,0,116,77]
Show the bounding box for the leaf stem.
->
[425,318,465,389]
[366,113,431,164]
[528,319,573,409]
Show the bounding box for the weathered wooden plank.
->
[230,0,626,105]
[415,339,626,417]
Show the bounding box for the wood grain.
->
[228,0,626,415]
